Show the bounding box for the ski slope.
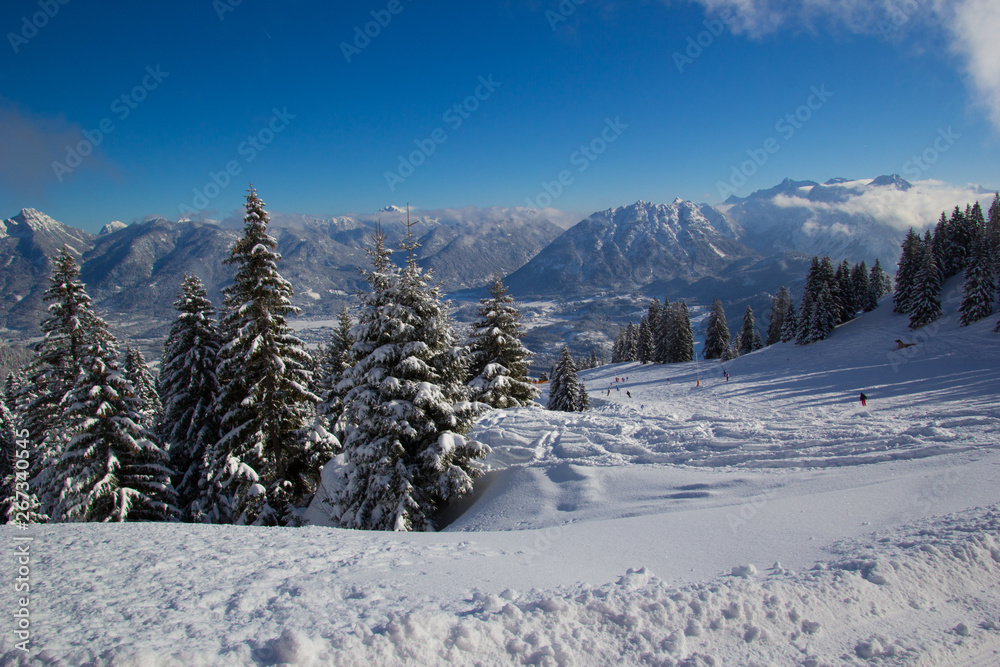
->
[3,284,1000,665]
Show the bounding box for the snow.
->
[4,284,1000,664]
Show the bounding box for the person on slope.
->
[859,392,868,407]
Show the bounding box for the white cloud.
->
[769,179,995,231]
[681,0,1000,131]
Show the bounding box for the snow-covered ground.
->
[3,284,1000,665]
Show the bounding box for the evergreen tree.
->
[810,283,839,342]
[850,262,869,317]
[987,192,1000,257]
[611,327,628,363]
[835,260,854,323]
[932,212,954,278]
[124,345,162,429]
[894,229,921,314]
[330,223,489,532]
[908,239,943,330]
[51,308,176,522]
[779,297,798,343]
[959,236,996,326]
[466,274,540,408]
[653,299,674,364]
[548,346,588,412]
[637,317,654,364]
[948,206,972,275]
[866,259,889,311]
[668,301,695,363]
[208,186,336,526]
[738,306,756,356]
[624,322,638,362]
[647,298,662,339]
[20,247,96,517]
[0,391,19,524]
[317,304,356,442]
[765,287,792,346]
[752,328,763,351]
[721,336,740,362]
[795,289,815,345]
[703,298,730,360]
[158,274,222,522]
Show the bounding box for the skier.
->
[626,390,631,398]
[859,392,868,407]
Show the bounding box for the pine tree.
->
[810,283,839,341]
[51,308,176,522]
[0,391,19,523]
[779,297,798,343]
[653,298,674,364]
[158,274,222,522]
[624,322,638,362]
[611,327,628,363]
[987,192,1000,257]
[721,336,740,361]
[637,317,654,364]
[330,223,489,532]
[466,274,539,408]
[765,287,791,346]
[668,301,694,363]
[894,229,921,315]
[948,206,972,275]
[20,247,96,518]
[647,298,662,339]
[738,306,756,355]
[866,259,889,311]
[795,289,815,345]
[703,298,730,360]
[208,186,336,526]
[850,262,869,317]
[124,345,162,429]
[318,304,357,441]
[908,239,943,329]
[548,346,588,412]
[835,260,854,323]
[959,236,996,326]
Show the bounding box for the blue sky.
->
[1,0,998,232]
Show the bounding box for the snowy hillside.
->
[3,282,1000,665]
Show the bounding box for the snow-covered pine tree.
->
[637,317,654,364]
[331,222,489,532]
[738,306,756,356]
[317,304,356,442]
[850,262,869,317]
[835,260,854,323]
[795,289,815,345]
[703,298,730,360]
[51,307,176,522]
[611,328,627,363]
[158,274,222,522]
[987,192,1000,257]
[908,237,943,330]
[948,206,972,276]
[0,390,18,523]
[466,273,539,408]
[624,322,638,362]
[894,229,921,315]
[208,186,336,526]
[548,345,588,412]
[653,298,674,364]
[868,258,890,309]
[124,345,162,429]
[959,236,996,326]
[647,298,662,336]
[21,247,104,519]
[765,287,791,346]
[668,301,694,363]
[721,336,739,361]
[779,297,798,343]
[810,282,839,341]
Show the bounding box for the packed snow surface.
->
[3,288,1000,665]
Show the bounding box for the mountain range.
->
[2,175,992,345]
